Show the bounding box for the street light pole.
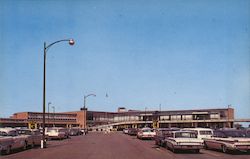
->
[52,106,55,127]
[145,107,147,127]
[81,94,96,129]
[42,39,74,149]
[48,102,51,126]
[83,94,96,109]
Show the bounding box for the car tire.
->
[31,142,35,148]
[5,146,11,155]
[222,145,227,153]
[194,149,200,153]
[23,142,27,150]
[171,144,175,153]
[0,146,11,155]
[155,140,158,145]
[162,142,166,148]
[166,144,170,150]
[204,142,208,149]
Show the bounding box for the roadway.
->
[2,132,250,159]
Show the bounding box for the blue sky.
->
[0,0,249,119]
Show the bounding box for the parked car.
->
[182,128,213,140]
[16,128,42,148]
[0,131,13,155]
[155,128,180,147]
[204,129,250,153]
[0,128,28,155]
[127,128,138,136]
[45,127,67,140]
[137,127,156,140]
[123,128,129,134]
[81,129,88,135]
[165,130,203,153]
[69,128,82,136]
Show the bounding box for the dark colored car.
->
[127,128,138,136]
[154,128,180,147]
[69,128,82,136]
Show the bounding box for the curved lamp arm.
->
[45,39,74,51]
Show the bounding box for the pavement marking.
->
[155,148,161,151]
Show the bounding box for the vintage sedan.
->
[0,128,27,155]
[204,129,250,153]
[137,127,156,140]
[154,128,180,147]
[17,129,42,147]
[45,127,68,140]
[69,128,82,136]
[127,128,138,136]
[165,131,203,153]
[0,131,13,155]
[123,128,129,134]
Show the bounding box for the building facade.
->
[86,108,234,130]
[0,107,235,130]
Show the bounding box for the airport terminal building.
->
[0,107,235,129]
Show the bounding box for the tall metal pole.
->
[41,38,74,149]
[82,94,96,109]
[42,42,46,148]
[48,102,51,126]
[81,94,96,129]
[52,106,55,127]
[84,96,86,109]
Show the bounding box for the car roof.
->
[174,130,196,133]
[157,128,180,130]
[141,127,151,130]
[0,128,16,132]
[183,128,213,131]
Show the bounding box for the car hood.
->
[212,137,250,142]
[0,136,13,142]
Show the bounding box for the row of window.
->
[93,114,221,122]
[28,117,76,121]
[29,116,76,120]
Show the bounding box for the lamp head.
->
[69,39,75,45]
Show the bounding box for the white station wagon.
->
[165,130,203,153]
[182,128,213,140]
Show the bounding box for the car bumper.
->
[48,135,65,139]
[233,145,250,152]
[0,145,8,152]
[140,135,155,139]
[174,145,203,150]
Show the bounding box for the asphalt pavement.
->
[1,132,250,159]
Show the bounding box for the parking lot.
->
[1,132,250,159]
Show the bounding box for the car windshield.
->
[17,130,31,135]
[223,131,247,137]
[59,129,66,132]
[200,131,212,135]
[142,129,153,132]
[8,130,18,136]
[0,131,8,136]
[48,129,57,132]
[175,132,197,138]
